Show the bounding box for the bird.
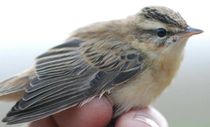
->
[0,6,203,125]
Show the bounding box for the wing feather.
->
[3,38,147,124]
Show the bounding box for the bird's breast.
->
[110,52,183,116]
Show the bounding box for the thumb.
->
[115,107,168,127]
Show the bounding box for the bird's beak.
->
[183,27,203,37]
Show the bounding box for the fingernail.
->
[134,113,160,127]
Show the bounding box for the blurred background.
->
[0,0,209,127]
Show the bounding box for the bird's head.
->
[130,6,203,54]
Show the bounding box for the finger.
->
[28,117,58,127]
[115,106,168,127]
[53,97,113,127]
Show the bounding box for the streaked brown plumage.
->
[0,6,202,125]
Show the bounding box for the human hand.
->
[29,97,168,127]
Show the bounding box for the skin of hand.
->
[28,97,168,127]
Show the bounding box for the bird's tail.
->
[0,67,35,101]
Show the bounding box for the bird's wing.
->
[3,38,147,124]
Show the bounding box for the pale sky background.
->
[0,0,209,127]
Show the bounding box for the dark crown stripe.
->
[142,7,181,27]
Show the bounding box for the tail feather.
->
[0,67,35,97]
[0,76,27,96]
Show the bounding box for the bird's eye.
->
[156,28,167,37]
